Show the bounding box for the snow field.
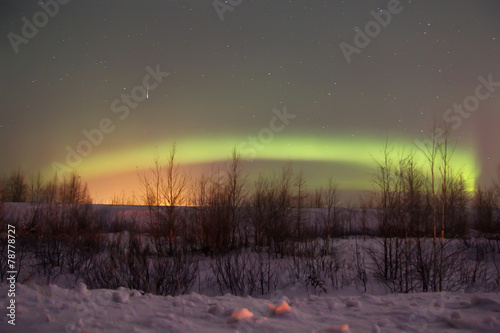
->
[1,282,499,332]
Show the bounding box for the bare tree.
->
[418,123,440,292]
[438,126,453,291]
[495,165,500,201]
[445,170,469,237]
[190,172,211,252]
[294,170,308,240]
[373,141,396,281]
[474,187,497,235]
[59,172,91,204]
[323,177,340,241]
[0,177,6,202]
[28,171,44,203]
[6,169,27,202]
[223,149,247,247]
[44,173,59,204]
[138,150,164,254]
[274,164,294,255]
[138,143,189,255]
[251,174,269,249]
[249,165,294,256]
[310,187,323,208]
[359,195,373,239]
[163,143,189,252]
[182,150,246,254]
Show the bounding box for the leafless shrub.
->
[455,241,489,291]
[82,231,198,296]
[153,253,198,296]
[110,190,137,205]
[31,212,67,284]
[189,152,247,255]
[254,252,281,295]
[28,171,45,203]
[64,205,105,277]
[286,242,351,294]
[249,166,294,256]
[294,170,308,240]
[491,252,500,291]
[353,237,368,291]
[474,187,498,236]
[59,172,92,204]
[321,177,341,240]
[17,203,103,284]
[0,178,7,202]
[210,250,281,296]
[5,169,28,202]
[211,251,252,296]
[461,237,500,292]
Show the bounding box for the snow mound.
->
[74,282,90,298]
[208,303,225,316]
[187,292,204,303]
[316,324,351,333]
[229,308,254,322]
[2,282,500,332]
[376,317,391,327]
[471,296,500,310]
[345,298,362,309]
[112,288,130,304]
[269,301,292,315]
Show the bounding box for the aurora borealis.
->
[1,0,499,202]
[45,133,479,191]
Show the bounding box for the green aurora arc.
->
[47,134,480,191]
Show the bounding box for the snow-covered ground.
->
[2,203,499,332]
[1,282,499,332]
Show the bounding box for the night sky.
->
[1,0,499,202]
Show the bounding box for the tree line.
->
[0,170,91,204]
[1,133,499,295]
